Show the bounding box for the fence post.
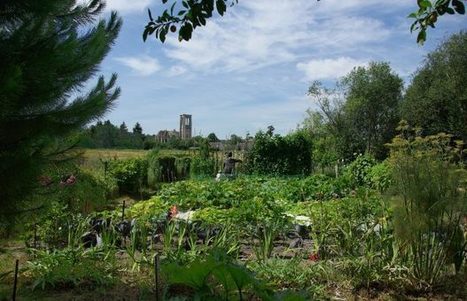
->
[12,259,19,301]
[154,253,160,301]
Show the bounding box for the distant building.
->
[179,114,192,140]
[157,129,179,143]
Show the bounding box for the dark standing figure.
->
[223,152,242,175]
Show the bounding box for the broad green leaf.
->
[418,0,433,9]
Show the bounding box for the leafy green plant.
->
[344,154,376,188]
[368,161,392,193]
[191,139,216,178]
[252,222,282,262]
[27,247,117,290]
[109,158,148,195]
[162,252,271,300]
[249,258,329,299]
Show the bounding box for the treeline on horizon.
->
[78,120,247,150]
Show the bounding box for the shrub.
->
[191,139,215,178]
[191,156,215,178]
[147,150,192,187]
[109,158,147,195]
[245,130,312,176]
[344,154,376,188]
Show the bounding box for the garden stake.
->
[12,259,19,301]
[33,224,37,249]
[121,200,125,222]
[154,253,160,301]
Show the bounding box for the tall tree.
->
[302,109,339,171]
[341,62,403,159]
[119,122,128,133]
[307,62,403,160]
[133,122,143,135]
[307,81,352,161]
[0,0,122,220]
[207,132,219,142]
[401,31,467,142]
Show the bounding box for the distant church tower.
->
[179,114,192,140]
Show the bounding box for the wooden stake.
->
[33,224,37,249]
[121,200,126,222]
[12,259,19,301]
[154,253,160,301]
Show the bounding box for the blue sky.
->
[94,0,466,138]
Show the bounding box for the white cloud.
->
[114,55,161,76]
[162,0,408,74]
[167,65,187,77]
[297,57,367,81]
[105,0,154,14]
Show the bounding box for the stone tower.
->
[179,114,192,140]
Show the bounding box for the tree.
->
[207,132,219,142]
[144,0,465,44]
[0,0,122,220]
[307,62,403,160]
[120,122,128,133]
[307,81,352,161]
[341,62,403,159]
[302,110,339,171]
[266,126,275,137]
[227,134,243,149]
[401,31,467,142]
[133,122,143,135]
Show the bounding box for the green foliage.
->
[387,127,467,285]
[147,149,191,187]
[245,130,312,176]
[344,154,377,188]
[146,1,460,44]
[80,120,148,149]
[402,31,467,142]
[162,252,270,300]
[409,0,466,44]
[207,132,220,142]
[0,0,122,222]
[191,156,216,177]
[249,258,328,298]
[306,61,403,161]
[27,247,117,290]
[368,161,392,193]
[341,62,403,159]
[109,158,148,195]
[128,175,352,215]
[191,139,216,177]
[144,0,239,43]
[302,110,339,172]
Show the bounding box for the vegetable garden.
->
[1,132,465,300]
